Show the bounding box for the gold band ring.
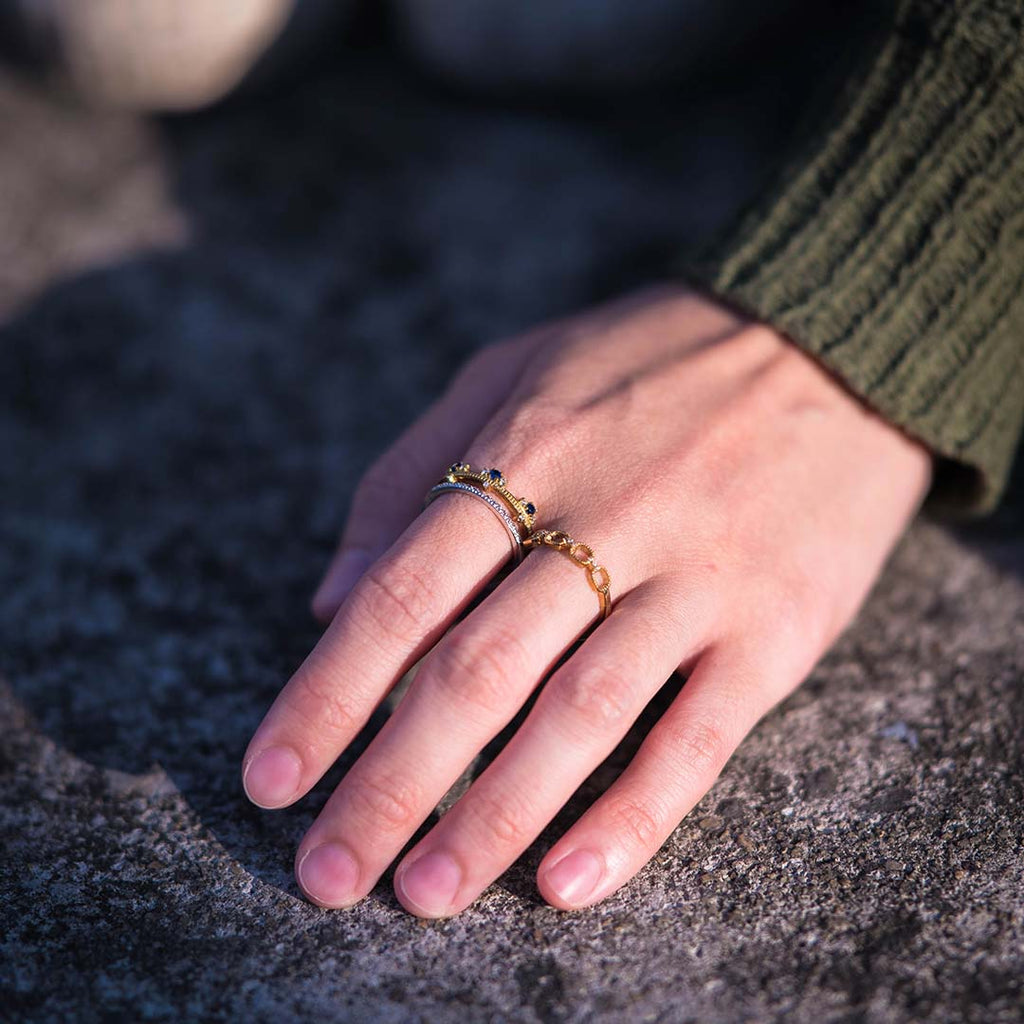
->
[524,529,612,620]
[444,462,538,535]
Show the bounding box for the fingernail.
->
[297,842,361,908]
[397,851,462,917]
[542,849,604,906]
[312,549,374,620]
[242,745,303,808]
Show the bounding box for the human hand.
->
[241,285,932,917]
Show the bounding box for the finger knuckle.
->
[285,672,359,739]
[548,663,634,737]
[352,560,436,646]
[349,770,425,830]
[420,626,526,718]
[605,793,666,850]
[657,714,728,783]
[464,787,535,848]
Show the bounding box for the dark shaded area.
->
[0,27,1022,1024]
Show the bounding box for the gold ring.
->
[523,528,612,620]
[444,462,537,535]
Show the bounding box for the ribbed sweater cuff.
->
[681,0,1024,515]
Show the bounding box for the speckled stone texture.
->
[0,42,1022,1024]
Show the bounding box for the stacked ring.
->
[423,462,613,622]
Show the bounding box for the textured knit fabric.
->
[682,0,1024,514]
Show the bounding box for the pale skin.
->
[241,285,932,917]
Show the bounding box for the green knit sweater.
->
[683,0,1023,515]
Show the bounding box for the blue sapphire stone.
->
[524,502,536,516]
[488,468,503,481]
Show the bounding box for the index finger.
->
[241,492,512,808]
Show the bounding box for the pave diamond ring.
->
[423,480,525,564]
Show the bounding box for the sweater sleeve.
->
[681,0,1024,515]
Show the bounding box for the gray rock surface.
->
[0,40,1022,1024]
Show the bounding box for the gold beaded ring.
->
[523,528,612,620]
[444,462,538,535]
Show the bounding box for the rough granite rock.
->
[0,42,1022,1024]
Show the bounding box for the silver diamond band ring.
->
[424,481,524,564]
